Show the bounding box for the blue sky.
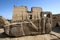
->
[0,0,60,19]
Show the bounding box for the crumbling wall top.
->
[14,6,27,11]
[31,7,42,12]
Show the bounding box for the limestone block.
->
[45,18,52,33]
[41,17,46,34]
[12,6,28,22]
[4,25,10,35]
[31,7,42,20]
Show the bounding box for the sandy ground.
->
[0,34,50,40]
[0,27,60,40]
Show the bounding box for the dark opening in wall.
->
[56,23,59,27]
[30,15,32,19]
[47,14,50,18]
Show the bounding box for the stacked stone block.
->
[12,6,28,22]
[4,6,52,37]
[31,7,42,20]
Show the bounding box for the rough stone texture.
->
[52,14,60,27]
[45,18,52,33]
[41,12,52,34]
[0,16,10,28]
[41,17,46,34]
[0,16,5,28]
[31,7,42,20]
[12,6,28,22]
[3,6,52,37]
[0,6,60,40]
[0,27,60,40]
[0,34,50,40]
[0,29,51,40]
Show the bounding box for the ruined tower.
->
[31,7,42,20]
[12,6,28,22]
[4,6,52,37]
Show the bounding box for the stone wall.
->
[31,7,42,20]
[12,6,28,22]
[52,14,60,27]
[0,16,10,28]
[0,16,5,28]
[12,6,60,27]
[12,6,42,22]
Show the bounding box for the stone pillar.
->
[41,17,46,34]
[45,12,52,33]
[45,18,52,33]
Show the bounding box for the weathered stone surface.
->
[31,7,42,20]
[0,16,10,28]
[4,25,10,35]
[0,16,5,28]
[3,6,52,37]
[12,6,28,22]
[52,14,60,27]
[45,18,52,33]
[41,17,46,34]
[0,34,50,40]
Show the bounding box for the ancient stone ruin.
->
[0,6,54,37]
[52,14,60,27]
